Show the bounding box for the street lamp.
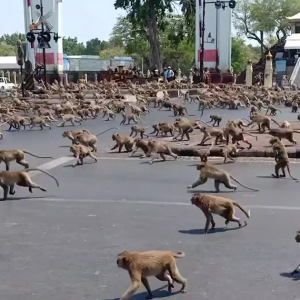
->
[200,0,236,82]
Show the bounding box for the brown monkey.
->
[0,169,59,200]
[172,104,193,116]
[268,128,300,145]
[130,125,149,138]
[159,122,176,137]
[29,116,52,130]
[70,144,98,166]
[265,105,281,116]
[247,114,280,133]
[193,142,214,162]
[102,107,115,121]
[130,139,149,157]
[117,250,187,300]
[191,193,250,234]
[57,114,84,127]
[62,129,91,143]
[292,230,300,274]
[291,100,299,113]
[220,145,242,164]
[280,121,291,129]
[0,150,53,171]
[198,127,225,146]
[141,140,178,165]
[230,119,249,131]
[111,134,135,153]
[120,112,145,125]
[149,123,161,136]
[269,137,297,180]
[173,119,201,141]
[187,162,259,192]
[206,115,222,127]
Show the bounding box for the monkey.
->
[187,162,259,192]
[149,123,161,136]
[158,122,176,137]
[70,144,98,166]
[57,114,84,127]
[62,129,91,143]
[187,94,200,103]
[117,250,187,300]
[291,100,299,113]
[120,112,145,125]
[246,114,281,133]
[29,116,51,130]
[206,115,222,127]
[250,106,259,117]
[220,145,243,164]
[191,193,250,234]
[229,118,249,131]
[71,128,119,152]
[268,128,300,145]
[130,139,149,157]
[224,121,257,149]
[193,142,214,162]
[0,169,59,200]
[111,134,135,153]
[140,140,178,165]
[6,115,29,131]
[298,114,300,121]
[291,230,300,275]
[158,100,172,111]
[173,119,201,141]
[280,121,291,129]
[102,107,115,121]
[269,137,297,180]
[265,105,281,116]
[0,150,53,171]
[198,127,225,146]
[172,104,194,117]
[130,125,149,138]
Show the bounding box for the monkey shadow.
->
[140,160,174,165]
[186,189,245,194]
[1,196,52,201]
[105,285,182,300]
[280,272,300,281]
[257,175,295,180]
[179,223,247,235]
[63,161,96,168]
[59,145,71,148]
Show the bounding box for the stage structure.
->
[195,0,235,75]
[23,0,63,75]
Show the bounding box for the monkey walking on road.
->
[187,163,259,192]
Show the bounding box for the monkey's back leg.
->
[168,260,187,293]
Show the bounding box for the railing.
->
[290,57,300,85]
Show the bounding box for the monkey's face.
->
[117,252,131,269]
[296,231,300,243]
[197,163,206,171]
[269,137,278,145]
[191,194,201,205]
[112,134,117,141]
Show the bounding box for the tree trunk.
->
[260,31,264,62]
[147,14,162,73]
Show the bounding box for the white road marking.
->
[22,197,300,211]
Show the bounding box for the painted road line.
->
[22,197,300,211]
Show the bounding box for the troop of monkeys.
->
[2,81,300,299]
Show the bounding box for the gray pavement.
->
[1,104,300,300]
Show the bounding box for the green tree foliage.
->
[0,42,15,56]
[63,37,85,55]
[231,38,250,73]
[85,38,109,55]
[234,0,300,59]
[99,47,126,60]
[0,33,25,56]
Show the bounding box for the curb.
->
[171,146,300,159]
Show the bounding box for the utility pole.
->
[40,0,47,86]
[200,0,206,83]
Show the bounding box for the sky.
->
[0,0,125,44]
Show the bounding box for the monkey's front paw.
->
[148,161,153,165]
[180,288,187,293]
[187,185,192,189]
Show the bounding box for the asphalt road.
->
[1,104,300,300]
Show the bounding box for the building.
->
[0,57,19,71]
[23,0,63,73]
[195,0,232,71]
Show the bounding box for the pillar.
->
[147,70,151,78]
[84,74,88,83]
[64,73,68,86]
[12,71,17,84]
[264,52,273,88]
[189,69,193,84]
[94,73,98,83]
[6,71,10,81]
[0,70,4,77]
[177,68,182,82]
[245,60,253,86]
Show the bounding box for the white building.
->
[195,0,232,71]
[23,0,63,73]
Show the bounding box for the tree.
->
[99,47,126,60]
[233,0,300,59]
[63,37,85,55]
[85,38,108,55]
[231,38,251,73]
[0,42,15,56]
[0,33,25,46]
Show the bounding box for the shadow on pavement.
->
[0,196,51,201]
[179,224,246,235]
[280,272,300,281]
[186,189,244,194]
[257,175,294,180]
[105,285,181,300]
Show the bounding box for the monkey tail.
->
[292,131,300,135]
[23,151,53,159]
[229,175,259,192]
[136,116,146,124]
[185,108,195,116]
[172,252,185,258]
[25,169,59,187]
[233,201,250,219]
[271,119,281,127]
[243,132,257,138]
[241,118,250,124]
[96,127,120,137]
[198,119,213,127]
[82,129,91,134]
[286,163,298,181]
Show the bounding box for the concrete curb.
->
[171,146,300,159]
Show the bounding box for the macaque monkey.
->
[265,105,281,116]
[268,129,300,145]
[130,139,149,157]
[172,104,193,116]
[0,149,53,171]
[117,250,187,300]
[292,230,300,275]
[158,100,172,111]
[193,142,214,162]
[111,134,135,153]
[173,119,201,141]
[291,100,298,113]
[269,137,297,180]
[230,119,249,131]
[102,107,115,121]
[29,116,52,130]
[62,129,91,143]
[207,115,222,127]
[57,114,84,127]
[187,162,259,192]
[70,144,98,166]
[198,127,225,146]
[191,193,250,234]
[0,169,59,200]
[246,114,280,133]
[120,112,145,125]
[220,145,242,164]
[141,140,178,165]
[280,121,291,129]
[130,125,149,138]
[158,123,175,137]
[149,123,161,136]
